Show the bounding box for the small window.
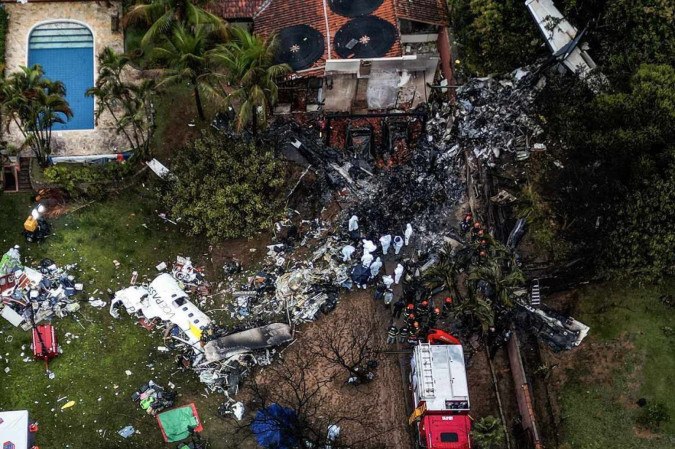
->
[182,307,188,311]
[174,297,187,306]
[188,313,194,318]
[194,319,200,324]
[440,433,459,443]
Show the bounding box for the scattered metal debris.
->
[0,247,85,330]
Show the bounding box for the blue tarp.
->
[350,265,370,285]
[250,404,299,449]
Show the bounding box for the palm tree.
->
[153,25,227,120]
[2,65,72,165]
[86,48,156,158]
[455,294,495,334]
[471,416,506,449]
[423,243,467,302]
[123,0,226,47]
[468,258,524,307]
[210,27,290,134]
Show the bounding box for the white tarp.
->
[0,410,30,449]
[366,70,399,109]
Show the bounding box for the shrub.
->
[470,416,505,449]
[636,402,670,430]
[160,131,285,242]
[44,162,136,200]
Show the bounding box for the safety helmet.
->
[474,222,481,229]
[434,307,441,314]
[445,297,453,304]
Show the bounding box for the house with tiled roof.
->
[214,0,454,113]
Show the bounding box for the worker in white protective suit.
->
[348,215,359,231]
[341,245,356,262]
[379,235,392,254]
[361,252,373,267]
[369,257,383,278]
[394,264,404,284]
[362,239,377,255]
[382,275,394,289]
[393,236,404,255]
[404,223,413,245]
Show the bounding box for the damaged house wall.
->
[323,54,440,112]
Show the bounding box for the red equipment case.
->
[32,324,58,361]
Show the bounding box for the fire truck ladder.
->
[530,279,541,307]
[418,343,435,397]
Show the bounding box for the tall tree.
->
[309,314,382,384]
[86,47,156,159]
[123,0,226,47]
[153,25,226,120]
[210,27,290,134]
[161,130,285,242]
[1,65,72,165]
[541,64,675,281]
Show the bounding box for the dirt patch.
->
[251,290,414,448]
[208,233,273,275]
[545,336,634,388]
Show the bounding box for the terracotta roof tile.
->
[254,0,402,72]
[394,0,450,26]
[210,0,267,19]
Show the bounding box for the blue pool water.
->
[29,47,95,130]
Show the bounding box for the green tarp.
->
[157,406,199,442]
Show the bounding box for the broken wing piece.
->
[203,323,293,362]
[525,0,598,78]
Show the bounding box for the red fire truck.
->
[410,341,472,449]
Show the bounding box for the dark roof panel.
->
[255,0,401,72]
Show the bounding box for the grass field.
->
[559,280,675,449]
[0,189,242,448]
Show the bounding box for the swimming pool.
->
[28,22,94,130]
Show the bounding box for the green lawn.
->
[559,280,675,449]
[0,188,239,448]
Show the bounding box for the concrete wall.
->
[3,1,128,156]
